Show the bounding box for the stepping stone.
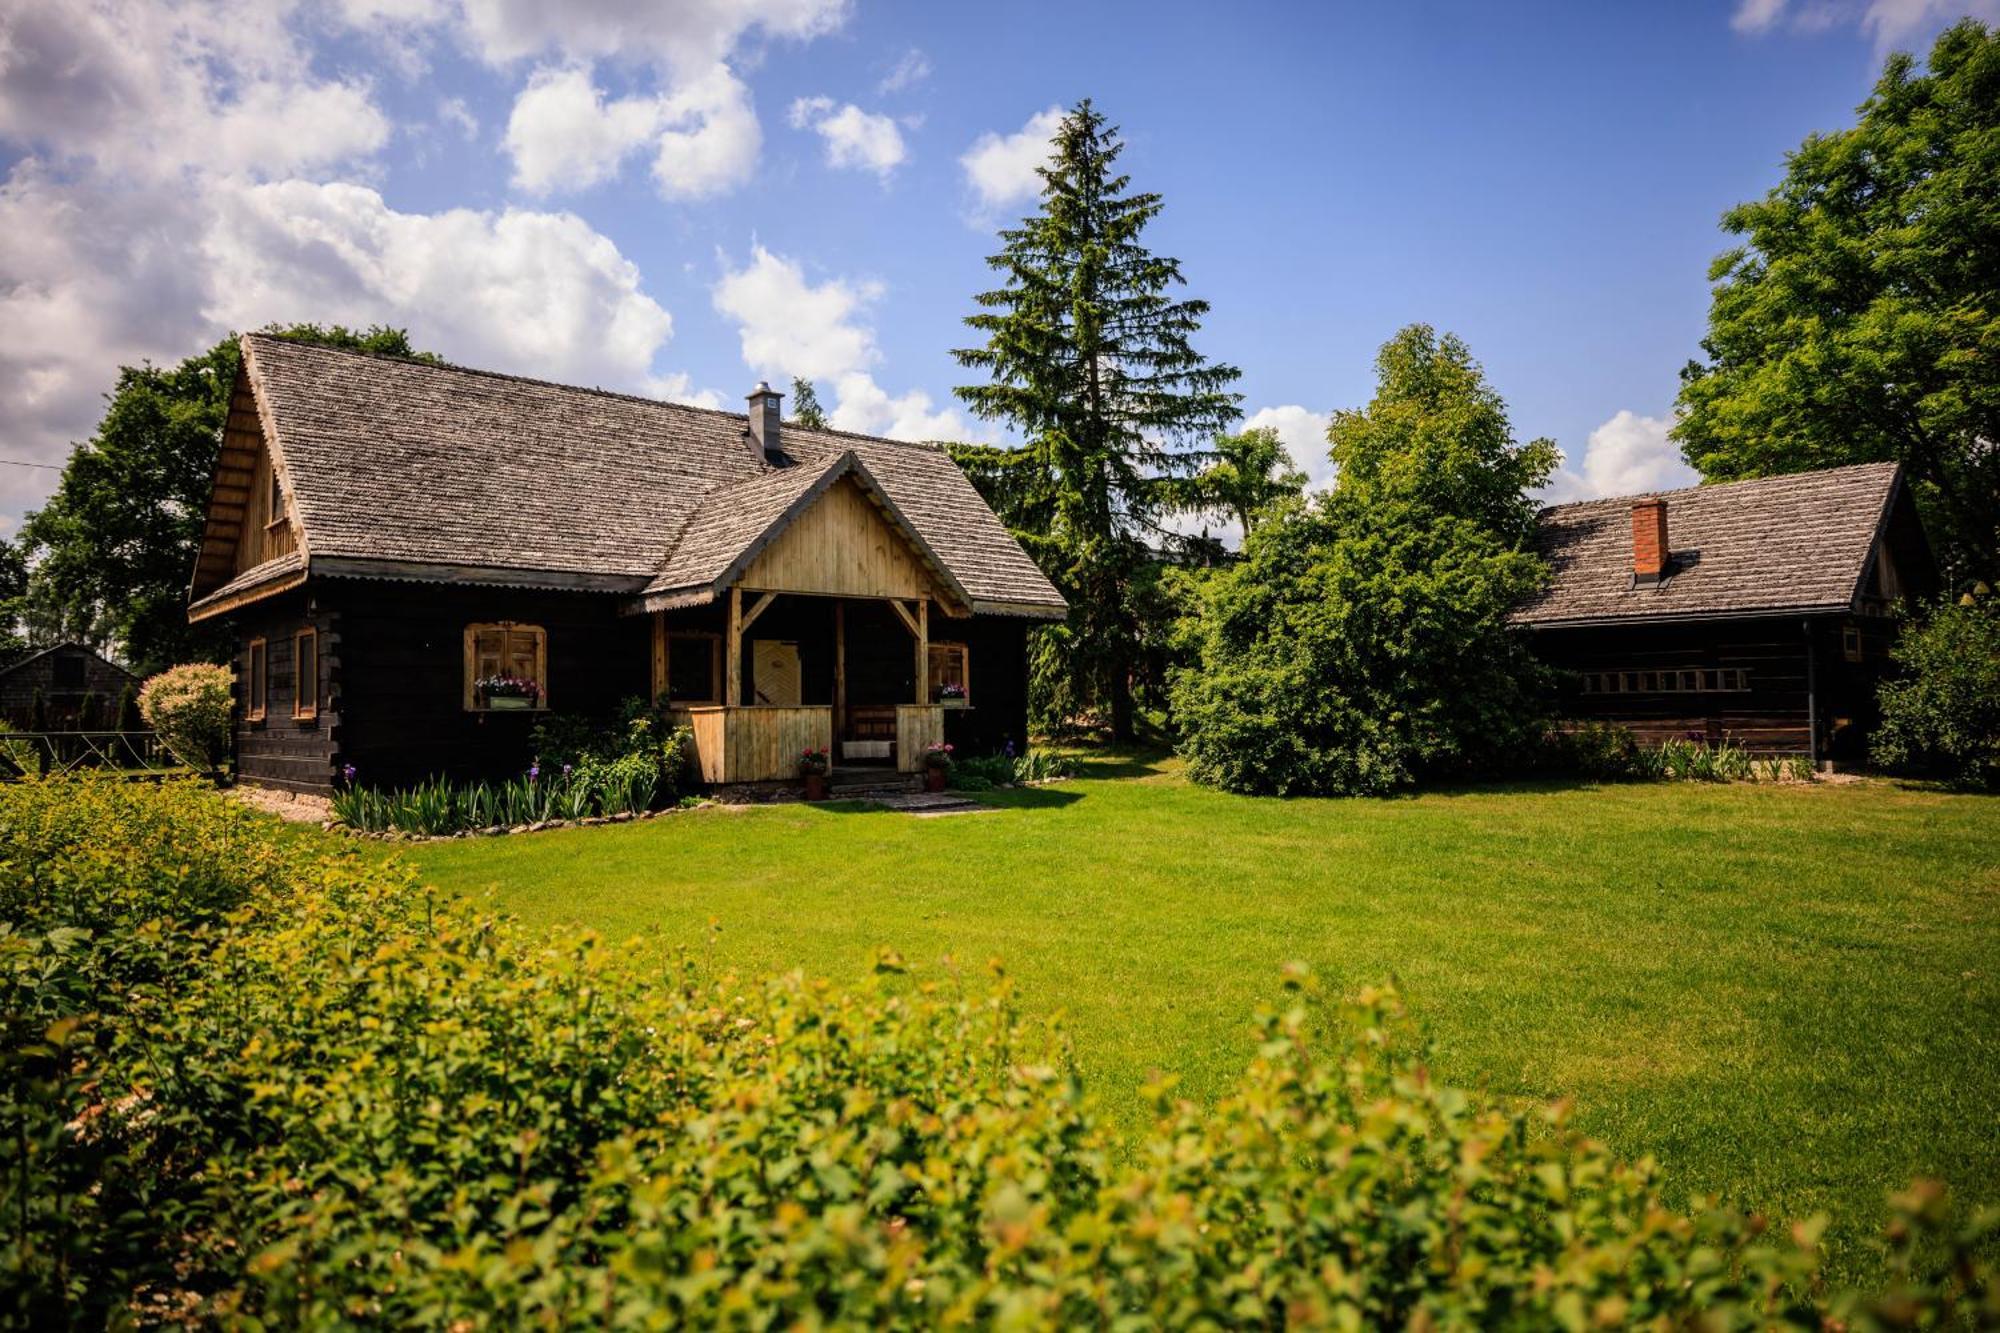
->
[869,791,993,816]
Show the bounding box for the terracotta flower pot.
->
[803,772,828,801]
[923,767,948,793]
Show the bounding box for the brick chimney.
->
[1632,497,1669,584]
[746,381,783,458]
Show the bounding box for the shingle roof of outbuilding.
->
[197,335,1064,617]
[1513,462,1904,627]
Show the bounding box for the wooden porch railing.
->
[683,706,834,784]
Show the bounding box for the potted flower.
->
[479,676,540,711]
[798,747,830,800]
[921,740,954,792]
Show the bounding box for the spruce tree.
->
[789,377,829,430]
[954,99,1240,739]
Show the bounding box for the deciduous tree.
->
[14,325,437,674]
[1673,20,2000,584]
[1172,327,1554,795]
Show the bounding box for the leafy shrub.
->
[1012,748,1075,783]
[1540,721,1640,779]
[1172,330,1557,797]
[953,753,1016,786]
[137,663,233,771]
[535,695,694,803]
[1873,591,2000,788]
[6,779,1997,1326]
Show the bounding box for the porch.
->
[655,587,962,784]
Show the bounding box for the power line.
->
[0,459,62,470]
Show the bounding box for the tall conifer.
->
[954,100,1239,738]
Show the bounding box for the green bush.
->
[5,778,1996,1327]
[1874,591,2000,789]
[1171,328,1556,797]
[137,663,233,770]
[1540,722,1640,779]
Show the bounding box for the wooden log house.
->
[187,335,1066,793]
[1514,462,1936,763]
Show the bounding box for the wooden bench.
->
[842,705,897,762]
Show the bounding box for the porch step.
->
[867,791,991,816]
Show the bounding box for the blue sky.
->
[0,0,1991,532]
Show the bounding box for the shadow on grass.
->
[812,784,1088,815]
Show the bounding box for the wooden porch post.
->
[915,596,929,704]
[650,611,668,702]
[834,600,847,741]
[727,586,742,707]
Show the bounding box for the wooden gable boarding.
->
[740,474,937,603]
[189,363,305,602]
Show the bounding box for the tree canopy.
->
[1171,327,1554,795]
[11,324,437,674]
[1673,19,2000,585]
[954,99,1240,738]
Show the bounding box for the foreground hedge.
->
[3,779,1994,1328]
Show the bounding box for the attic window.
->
[267,470,285,527]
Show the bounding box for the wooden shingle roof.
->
[1514,462,1905,627]
[200,335,1065,617]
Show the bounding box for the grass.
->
[396,754,2000,1281]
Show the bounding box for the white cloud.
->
[1243,405,1336,493]
[960,106,1062,215]
[710,244,969,441]
[1731,0,1790,32]
[1543,409,1699,503]
[0,0,390,179]
[505,66,661,192]
[438,95,479,139]
[789,96,907,178]
[1729,0,2000,44]
[828,372,969,441]
[713,244,881,381]
[0,1,693,530]
[449,0,850,68]
[648,63,761,199]
[503,61,759,199]
[877,48,931,94]
[204,180,675,388]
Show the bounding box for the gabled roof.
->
[1514,462,1907,628]
[641,450,973,612]
[0,641,137,682]
[192,335,1065,618]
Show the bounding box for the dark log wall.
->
[940,615,1030,759]
[232,591,338,792]
[1530,612,1895,759]
[326,581,649,789]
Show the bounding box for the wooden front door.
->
[751,639,802,706]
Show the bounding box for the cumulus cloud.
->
[1243,404,1336,492]
[711,244,969,441]
[0,0,390,179]
[205,181,675,387]
[1543,409,1699,503]
[505,62,759,198]
[0,0,692,529]
[877,48,931,94]
[960,106,1062,215]
[789,96,907,178]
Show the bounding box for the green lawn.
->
[398,755,1999,1280]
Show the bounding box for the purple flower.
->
[1004,740,1016,759]
[341,763,357,783]
[562,763,573,777]
[528,762,541,781]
